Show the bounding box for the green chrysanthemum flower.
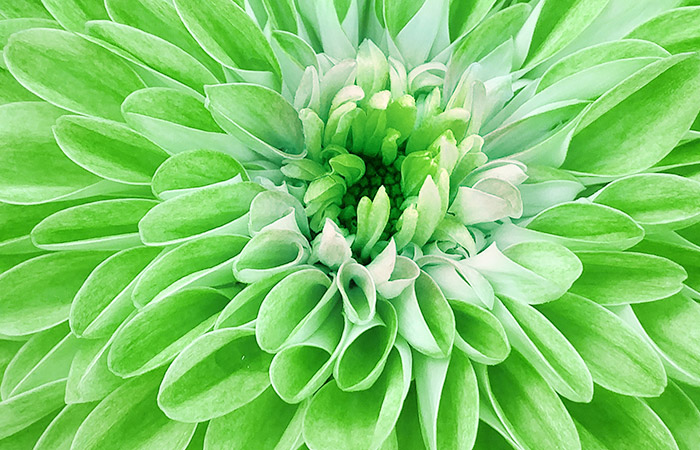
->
[2,0,700,449]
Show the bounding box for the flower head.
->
[1,1,700,449]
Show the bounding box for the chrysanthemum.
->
[1,0,700,448]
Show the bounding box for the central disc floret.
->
[280,40,507,260]
[340,156,404,235]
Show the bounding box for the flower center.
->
[339,155,405,236]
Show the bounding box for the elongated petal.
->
[5,29,144,120]
[158,328,273,422]
[569,251,686,305]
[53,115,168,186]
[538,293,667,396]
[72,370,196,450]
[0,252,111,336]
[565,386,676,450]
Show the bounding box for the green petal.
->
[519,167,585,217]
[41,0,108,31]
[337,260,377,325]
[70,246,159,338]
[138,182,264,246]
[393,270,455,358]
[592,173,700,231]
[334,300,398,391]
[0,340,23,380]
[447,0,497,41]
[269,312,344,403]
[0,199,98,254]
[0,19,60,69]
[633,293,700,385]
[65,335,124,404]
[204,387,304,450]
[394,387,427,450]
[32,199,158,251]
[537,39,669,92]
[479,348,580,450]
[0,0,50,19]
[10,338,69,405]
[152,150,248,200]
[468,241,582,304]
[173,0,280,83]
[256,268,337,353]
[34,402,98,450]
[472,421,518,450]
[158,328,273,422]
[538,293,667,396]
[646,381,700,450]
[249,190,309,236]
[356,40,389,98]
[85,20,220,94]
[0,67,40,104]
[0,380,65,440]
[496,201,644,250]
[232,230,310,283]
[72,369,196,450]
[302,343,411,450]
[0,324,76,399]
[0,251,110,336]
[5,29,144,120]
[0,102,101,205]
[525,0,610,67]
[450,299,509,364]
[563,54,700,176]
[524,202,644,250]
[0,410,58,450]
[654,137,700,172]
[131,234,248,307]
[215,268,303,329]
[121,87,258,161]
[483,101,588,165]
[354,186,390,258]
[265,0,298,33]
[383,0,425,38]
[104,0,223,79]
[565,386,676,450]
[108,287,228,377]
[495,296,593,402]
[205,83,304,161]
[413,175,444,247]
[626,6,700,54]
[422,257,493,307]
[631,236,700,294]
[447,4,530,94]
[414,348,478,450]
[569,251,687,305]
[54,115,168,185]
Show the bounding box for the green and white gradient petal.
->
[1,0,700,448]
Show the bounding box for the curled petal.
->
[233,230,310,284]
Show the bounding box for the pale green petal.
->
[569,251,687,305]
[5,29,144,120]
[564,54,700,176]
[158,328,273,422]
[0,252,111,336]
[538,293,667,396]
[33,402,98,450]
[0,324,76,399]
[565,387,676,450]
[72,369,196,450]
[131,234,247,307]
[108,287,228,377]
